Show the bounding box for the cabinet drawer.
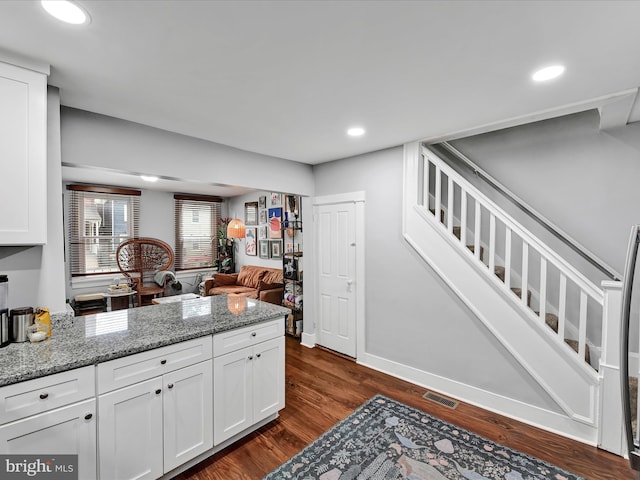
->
[0,366,95,425]
[213,319,283,357]
[97,336,213,394]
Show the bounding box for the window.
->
[68,185,140,276]
[174,194,223,270]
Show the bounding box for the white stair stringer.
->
[403,142,600,429]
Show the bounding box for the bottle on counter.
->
[35,307,51,337]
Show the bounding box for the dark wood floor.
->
[176,337,635,480]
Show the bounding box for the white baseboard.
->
[358,351,599,446]
[301,331,316,349]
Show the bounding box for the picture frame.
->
[245,201,258,226]
[285,194,300,219]
[258,195,267,209]
[245,227,257,256]
[259,240,270,259]
[270,240,282,259]
[268,207,282,238]
[258,226,268,240]
[270,192,283,207]
[259,209,267,225]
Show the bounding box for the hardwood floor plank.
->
[175,337,634,480]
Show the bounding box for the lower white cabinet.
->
[163,360,213,472]
[98,359,213,479]
[98,377,163,480]
[0,322,285,480]
[213,336,284,445]
[0,398,97,480]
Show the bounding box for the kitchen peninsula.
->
[0,296,289,480]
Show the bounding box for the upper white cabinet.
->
[0,60,48,245]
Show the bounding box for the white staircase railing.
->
[421,144,602,367]
[403,141,623,453]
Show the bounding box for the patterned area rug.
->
[264,395,584,480]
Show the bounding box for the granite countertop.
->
[0,296,290,387]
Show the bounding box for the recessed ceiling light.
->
[532,65,565,82]
[41,0,90,25]
[347,127,365,137]
[140,175,159,182]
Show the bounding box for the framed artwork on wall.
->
[259,210,267,225]
[268,207,282,238]
[258,226,268,240]
[270,192,283,206]
[245,228,257,256]
[245,201,258,226]
[259,240,270,259]
[259,195,267,209]
[270,240,282,259]
[285,194,300,220]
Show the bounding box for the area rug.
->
[264,395,584,480]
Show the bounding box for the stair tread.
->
[510,287,531,307]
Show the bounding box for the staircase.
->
[402,141,624,451]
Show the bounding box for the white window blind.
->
[68,185,140,276]
[174,195,223,270]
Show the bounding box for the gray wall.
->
[313,147,562,412]
[450,111,640,277]
[1,105,315,311]
[61,107,315,197]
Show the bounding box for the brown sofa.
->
[203,265,283,305]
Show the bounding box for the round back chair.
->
[116,237,175,306]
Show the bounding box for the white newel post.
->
[598,280,625,455]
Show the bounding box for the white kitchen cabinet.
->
[0,60,47,245]
[0,366,97,480]
[97,337,213,479]
[213,333,284,445]
[98,377,164,480]
[163,360,213,472]
[0,399,97,479]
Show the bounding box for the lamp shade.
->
[227,218,246,239]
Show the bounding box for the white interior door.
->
[316,201,357,357]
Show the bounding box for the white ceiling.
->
[1,0,640,169]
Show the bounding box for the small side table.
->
[105,290,137,311]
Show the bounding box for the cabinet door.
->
[0,398,97,480]
[253,336,285,422]
[0,61,47,245]
[98,377,163,480]
[163,360,213,473]
[213,347,252,445]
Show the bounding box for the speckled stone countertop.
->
[0,296,290,387]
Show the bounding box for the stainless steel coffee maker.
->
[0,275,8,347]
